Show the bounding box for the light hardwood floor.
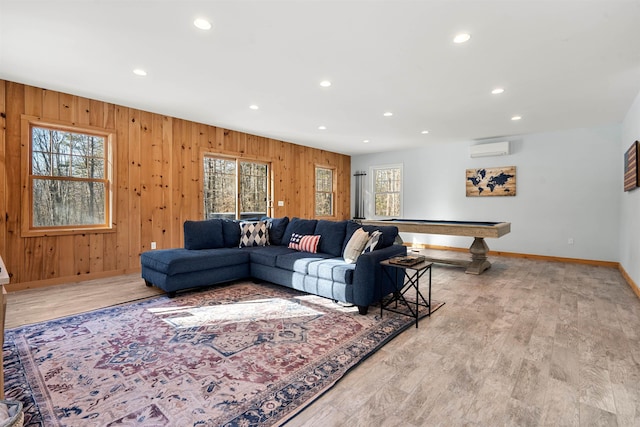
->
[5,250,640,426]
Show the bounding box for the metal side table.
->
[380,258,432,328]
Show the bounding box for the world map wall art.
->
[466,166,516,197]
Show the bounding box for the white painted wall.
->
[620,90,640,286]
[352,124,621,262]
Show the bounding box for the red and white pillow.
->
[288,233,321,253]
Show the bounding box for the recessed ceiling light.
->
[421,130,429,134]
[320,80,331,88]
[453,33,471,44]
[383,112,393,117]
[363,139,370,143]
[133,68,147,76]
[249,104,259,110]
[194,18,212,30]
[492,88,505,95]
[511,115,522,121]
[318,125,327,130]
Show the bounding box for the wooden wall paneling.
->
[42,89,59,120]
[187,122,201,220]
[73,234,90,275]
[56,236,76,278]
[302,146,314,217]
[59,92,74,123]
[22,238,43,282]
[5,83,26,284]
[223,129,237,154]
[17,85,37,289]
[115,106,130,270]
[23,85,43,117]
[205,126,216,152]
[194,123,208,220]
[169,119,184,248]
[0,82,6,262]
[88,99,104,127]
[89,233,104,272]
[178,120,193,242]
[74,96,91,126]
[150,114,165,250]
[128,109,142,269]
[42,235,59,280]
[276,141,292,218]
[98,101,118,271]
[139,110,153,253]
[160,115,173,250]
[214,127,225,151]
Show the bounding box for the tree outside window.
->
[22,117,114,235]
[203,155,269,220]
[315,166,334,217]
[372,165,402,217]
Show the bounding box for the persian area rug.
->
[4,281,444,426]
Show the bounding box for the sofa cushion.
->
[243,246,296,267]
[288,234,321,253]
[343,227,370,264]
[275,251,334,274]
[282,218,318,246]
[361,224,398,249]
[184,219,224,250]
[307,259,355,284]
[263,216,289,245]
[142,248,249,276]
[239,220,269,247]
[314,220,347,257]
[222,219,241,248]
[343,221,399,254]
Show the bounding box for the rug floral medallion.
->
[3,281,441,426]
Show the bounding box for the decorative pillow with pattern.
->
[288,233,321,253]
[239,220,269,247]
[362,230,382,254]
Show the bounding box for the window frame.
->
[370,163,403,219]
[314,165,335,218]
[202,153,272,220]
[20,115,116,237]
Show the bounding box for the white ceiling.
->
[2,0,640,156]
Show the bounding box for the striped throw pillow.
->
[288,233,321,253]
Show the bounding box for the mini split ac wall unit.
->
[469,141,510,158]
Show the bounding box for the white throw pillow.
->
[362,230,382,254]
[343,227,370,264]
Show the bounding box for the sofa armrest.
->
[351,244,407,307]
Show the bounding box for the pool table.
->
[360,219,511,274]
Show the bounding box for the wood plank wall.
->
[0,80,351,290]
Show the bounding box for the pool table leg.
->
[466,237,492,274]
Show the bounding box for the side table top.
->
[380,258,433,271]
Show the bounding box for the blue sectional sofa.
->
[140,217,406,314]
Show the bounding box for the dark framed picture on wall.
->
[624,140,639,192]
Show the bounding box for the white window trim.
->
[369,163,403,219]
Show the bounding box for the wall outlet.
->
[568,238,574,245]
[277,200,284,207]
[151,241,157,250]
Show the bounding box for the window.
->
[203,155,270,219]
[372,164,402,217]
[22,116,114,236]
[315,166,334,217]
